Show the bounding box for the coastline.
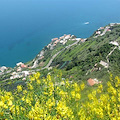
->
[1,22,120,68]
[0,23,120,80]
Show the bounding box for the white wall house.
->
[100,61,108,68]
[110,41,119,46]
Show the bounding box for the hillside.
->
[31,23,120,81]
[0,23,120,119]
[1,23,120,90]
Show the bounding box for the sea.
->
[0,0,120,67]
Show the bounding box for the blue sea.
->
[0,0,120,67]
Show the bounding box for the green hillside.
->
[33,24,120,83]
[1,23,120,90]
[0,23,120,119]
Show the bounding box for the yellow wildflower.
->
[17,85,22,92]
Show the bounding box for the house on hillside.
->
[21,64,27,68]
[53,39,60,46]
[50,45,54,50]
[99,27,104,30]
[110,23,116,26]
[0,66,7,72]
[48,67,53,70]
[110,41,119,46]
[10,74,21,80]
[64,34,71,40]
[59,35,65,40]
[22,71,30,77]
[11,72,17,76]
[60,39,67,45]
[87,78,102,86]
[107,29,111,32]
[96,31,101,35]
[75,38,81,41]
[51,38,58,41]
[87,78,95,86]
[40,56,44,60]
[99,61,108,68]
[39,50,44,57]
[81,38,87,43]
[71,35,76,39]
[17,67,22,72]
[17,62,27,68]
[47,44,51,48]
[10,72,22,80]
[16,62,24,66]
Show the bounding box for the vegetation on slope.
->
[48,24,120,81]
[0,24,120,119]
[1,24,120,92]
[0,72,120,119]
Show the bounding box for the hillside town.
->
[47,34,87,50]
[94,23,120,38]
[0,33,86,81]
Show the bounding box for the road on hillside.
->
[106,46,117,64]
[101,26,110,36]
[42,40,80,69]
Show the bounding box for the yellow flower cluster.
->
[0,72,119,120]
[17,85,22,93]
[78,76,120,120]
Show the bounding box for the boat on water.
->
[84,22,89,25]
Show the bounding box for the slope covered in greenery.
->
[0,24,120,119]
[0,72,120,119]
[32,24,120,83]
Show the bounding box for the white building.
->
[64,34,71,40]
[75,38,81,41]
[71,35,76,39]
[39,50,44,57]
[17,67,22,72]
[110,23,116,26]
[110,41,119,46]
[96,31,101,35]
[0,66,7,72]
[100,61,108,68]
[11,72,17,76]
[16,62,24,66]
[10,74,21,80]
[22,71,30,77]
[60,40,67,45]
[109,23,120,26]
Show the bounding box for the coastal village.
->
[47,34,86,50]
[0,23,120,87]
[94,23,120,38]
[0,33,87,81]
